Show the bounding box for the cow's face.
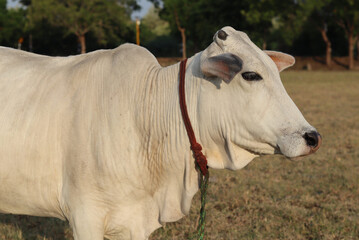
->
[195,26,321,170]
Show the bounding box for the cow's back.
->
[0,44,159,219]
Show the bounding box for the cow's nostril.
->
[303,131,319,148]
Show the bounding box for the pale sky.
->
[6,0,20,8]
[132,0,153,19]
[6,0,153,19]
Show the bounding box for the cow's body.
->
[0,27,321,240]
[0,44,196,239]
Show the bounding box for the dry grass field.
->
[1,71,358,240]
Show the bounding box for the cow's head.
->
[192,26,321,170]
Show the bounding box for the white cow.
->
[0,26,321,239]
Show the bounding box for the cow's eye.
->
[241,72,263,81]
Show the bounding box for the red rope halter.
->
[179,59,208,176]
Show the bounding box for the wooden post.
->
[136,18,141,46]
[18,37,24,50]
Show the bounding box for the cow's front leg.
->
[69,208,106,240]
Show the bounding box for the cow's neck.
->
[136,54,203,223]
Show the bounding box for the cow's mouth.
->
[276,131,322,159]
[275,144,304,160]
[242,142,278,156]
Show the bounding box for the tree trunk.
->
[174,10,186,59]
[179,28,186,59]
[356,38,359,60]
[337,19,358,69]
[78,34,86,54]
[262,40,267,50]
[319,28,332,67]
[348,31,355,70]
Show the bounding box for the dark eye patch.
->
[241,72,263,81]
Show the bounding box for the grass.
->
[1,71,359,240]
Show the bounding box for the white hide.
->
[0,26,318,240]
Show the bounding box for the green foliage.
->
[331,0,359,34]
[240,0,287,47]
[1,0,359,58]
[118,0,140,13]
[0,1,26,47]
[156,0,309,53]
[29,0,132,45]
[297,0,334,41]
[20,0,32,6]
[142,6,170,38]
[0,0,6,29]
[287,0,352,58]
[29,20,79,55]
[140,6,177,57]
[186,0,250,51]
[152,0,359,57]
[156,0,252,54]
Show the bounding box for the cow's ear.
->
[264,50,295,72]
[201,53,243,83]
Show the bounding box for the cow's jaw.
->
[203,139,259,170]
[204,126,320,170]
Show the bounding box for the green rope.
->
[191,171,209,240]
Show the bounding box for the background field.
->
[1,70,358,240]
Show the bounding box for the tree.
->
[141,6,170,46]
[141,6,170,41]
[139,6,178,57]
[0,0,6,31]
[240,0,283,50]
[157,0,252,58]
[299,0,334,66]
[332,0,359,69]
[0,0,27,48]
[188,0,250,51]
[209,0,302,52]
[29,0,134,54]
[159,0,193,59]
[156,0,310,56]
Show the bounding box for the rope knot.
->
[191,143,208,176]
[191,143,202,152]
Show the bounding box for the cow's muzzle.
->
[303,131,322,154]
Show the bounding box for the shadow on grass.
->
[312,56,326,65]
[0,214,72,240]
[332,58,348,69]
